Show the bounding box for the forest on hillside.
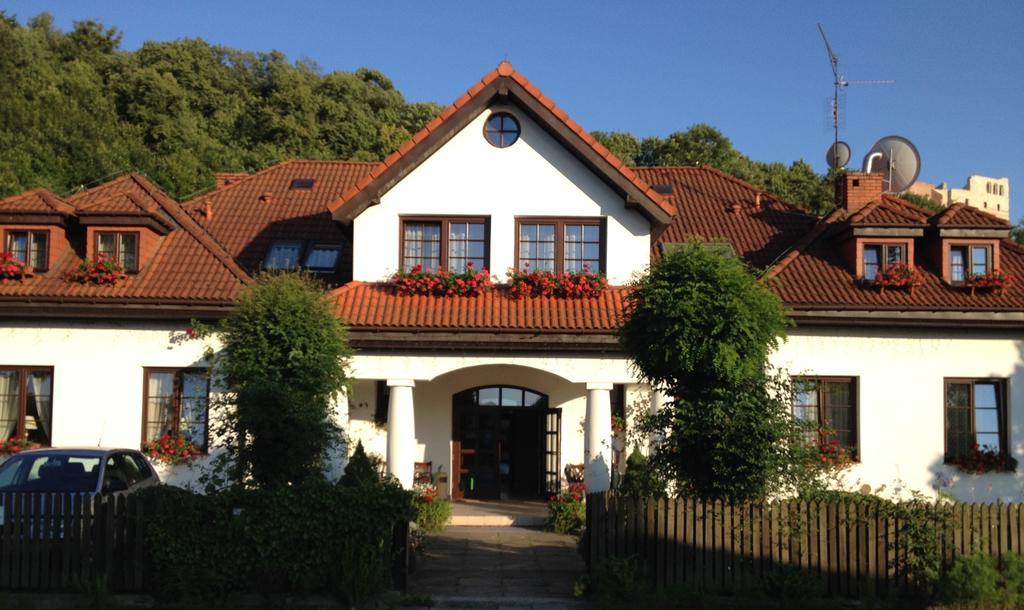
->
[1,12,838,212]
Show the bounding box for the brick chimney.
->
[837,172,883,214]
[214,172,249,188]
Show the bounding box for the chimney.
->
[837,172,883,214]
[729,202,742,215]
[259,192,273,205]
[753,191,763,211]
[203,200,213,222]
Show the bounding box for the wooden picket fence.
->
[0,492,147,591]
[585,491,1024,598]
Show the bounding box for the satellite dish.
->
[825,140,851,169]
[861,135,921,193]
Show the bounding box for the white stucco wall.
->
[352,104,651,285]
[772,326,1024,503]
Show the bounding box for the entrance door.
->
[452,386,558,500]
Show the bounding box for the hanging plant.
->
[875,263,923,294]
[0,252,32,284]
[388,262,493,297]
[64,254,126,285]
[506,264,608,299]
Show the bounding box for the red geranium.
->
[506,263,608,299]
[64,254,126,286]
[389,262,494,297]
[0,252,30,284]
[141,432,202,465]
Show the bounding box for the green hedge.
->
[138,477,413,602]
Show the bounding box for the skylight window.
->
[263,240,304,269]
[305,244,341,272]
[289,178,316,190]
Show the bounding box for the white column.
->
[324,389,350,481]
[584,382,614,492]
[386,379,416,488]
[649,387,668,454]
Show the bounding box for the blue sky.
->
[7,1,1023,218]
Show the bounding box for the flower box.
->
[0,437,42,456]
[948,444,1017,474]
[0,252,33,284]
[506,265,608,299]
[142,433,202,466]
[65,254,127,285]
[874,263,923,294]
[963,270,1016,296]
[388,263,493,297]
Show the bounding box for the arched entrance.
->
[452,386,560,501]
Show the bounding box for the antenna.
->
[817,23,895,157]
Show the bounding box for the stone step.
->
[448,513,546,527]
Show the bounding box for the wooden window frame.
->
[791,376,859,460]
[514,217,606,274]
[3,229,49,271]
[943,377,1008,462]
[862,242,907,279]
[949,244,993,284]
[398,216,490,273]
[141,367,210,452]
[0,365,53,445]
[95,230,140,272]
[483,112,521,148]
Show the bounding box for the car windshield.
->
[0,454,102,493]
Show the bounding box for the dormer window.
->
[96,231,139,272]
[950,245,991,284]
[5,230,48,271]
[304,244,341,272]
[862,243,906,281]
[264,240,304,270]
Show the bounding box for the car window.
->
[129,453,154,480]
[115,453,145,485]
[0,454,101,492]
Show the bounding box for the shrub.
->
[546,482,587,535]
[617,448,666,499]
[140,476,414,603]
[413,484,451,533]
[942,553,1002,604]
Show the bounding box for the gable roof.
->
[0,188,75,218]
[934,202,1011,229]
[0,174,251,316]
[327,61,674,227]
[847,196,931,227]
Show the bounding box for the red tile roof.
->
[934,202,1010,228]
[327,61,674,225]
[0,188,75,216]
[332,282,628,332]
[638,166,817,268]
[848,196,931,226]
[0,174,250,307]
[183,160,376,272]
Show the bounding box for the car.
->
[0,447,160,495]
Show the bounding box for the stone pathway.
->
[406,526,591,609]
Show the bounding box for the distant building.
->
[909,175,1010,220]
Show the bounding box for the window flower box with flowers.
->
[506,264,608,299]
[949,444,1018,475]
[817,437,853,469]
[141,432,202,466]
[545,482,587,534]
[65,254,126,286]
[413,482,452,532]
[964,270,1016,296]
[0,436,42,456]
[874,263,923,294]
[388,263,493,297]
[0,252,33,284]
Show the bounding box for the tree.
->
[215,271,352,488]
[619,240,825,499]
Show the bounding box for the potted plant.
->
[964,270,1016,296]
[388,262,493,297]
[141,432,202,466]
[949,444,1017,474]
[0,437,42,456]
[0,252,32,284]
[506,263,608,298]
[65,254,127,285]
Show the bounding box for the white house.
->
[1,62,1022,502]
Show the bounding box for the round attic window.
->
[483,112,520,148]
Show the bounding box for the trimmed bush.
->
[414,498,452,533]
[139,476,413,603]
